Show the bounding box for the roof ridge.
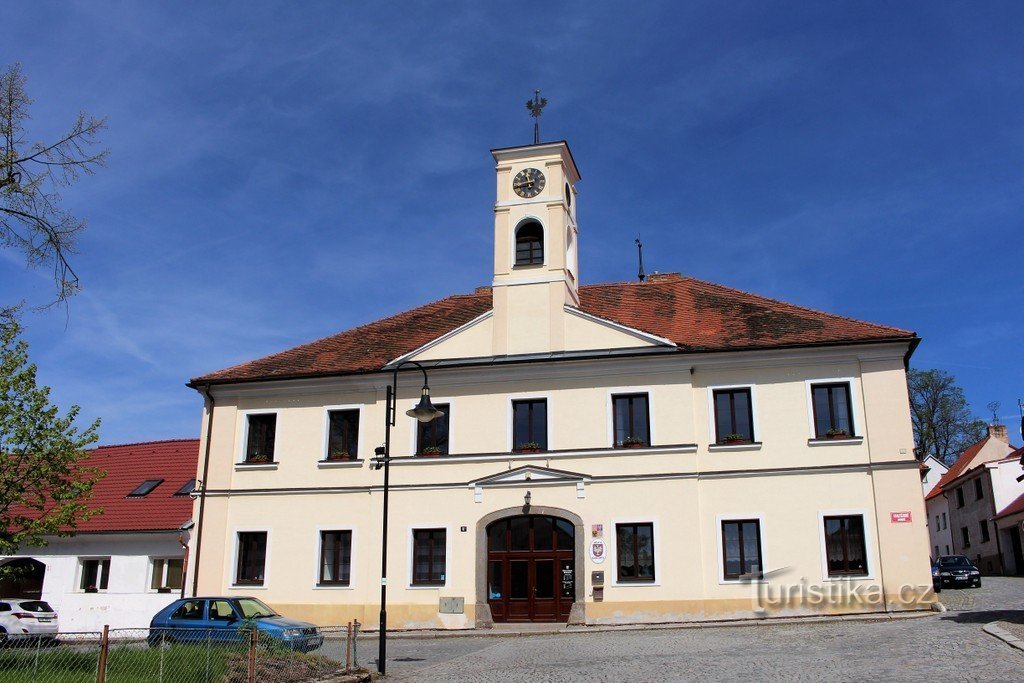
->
[94,438,199,450]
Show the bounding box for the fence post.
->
[97,625,110,683]
[345,622,352,671]
[248,627,257,683]
[353,619,360,669]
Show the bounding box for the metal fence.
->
[0,621,364,682]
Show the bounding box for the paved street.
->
[351,577,1024,682]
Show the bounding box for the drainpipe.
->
[191,384,216,597]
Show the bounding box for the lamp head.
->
[406,385,444,423]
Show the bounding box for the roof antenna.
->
[526,90,547,145]
[635,237,646,282]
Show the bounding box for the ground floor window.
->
[236,532,267,585]
[823,515,867,576]
[616,523,655,582]
[319,530,352,585]
[721,520,763,580]
[151,558,184,591]
[412,528,446,585]
[79,558,110,592]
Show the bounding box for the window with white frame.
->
[810,382,855,438]
[616,522,655,582]
[245,413,277,462]
[823,515,868,577]
[318,530,352,586]
[235,531,267,585]
[721,519,763,580]
[326,409,359,460]
[412,528,446,585]
[612,394,650,448]
[151,557,184,591]
[712,388,754,443]
[79,558,110,592]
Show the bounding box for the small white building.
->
[0,440,199,631]
[921,456,948,498]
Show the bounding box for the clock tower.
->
[490,141,581,356]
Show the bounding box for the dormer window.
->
[515,221,544,266]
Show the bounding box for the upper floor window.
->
[974,478,984,500]
[961,526,970,548]
[417,404,450,455]
[956,487,965,508]
[980,520,990,543]
[616,522,655,582]
[327,409,359,460]
[412,528,446,585]
[512,399,547,451]
[514,221,544,266]
[811,383,854,438]
[245,414,276,462]
[613,393,650,448]
[823,515,867,577]
[236,531,267,585]
[713,388,754,443]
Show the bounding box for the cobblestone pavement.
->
[360,577,1024,682]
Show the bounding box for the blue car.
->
[148,596,324,652]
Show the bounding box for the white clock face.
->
[513,168,545,198]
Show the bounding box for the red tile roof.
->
[924,437,991,502]
[52,440,199,533]
[190,275,916,386]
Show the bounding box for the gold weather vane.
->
[526,90,547,145]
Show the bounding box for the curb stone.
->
[983,622,1024,653]
[344,609,935,641]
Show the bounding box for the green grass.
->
[0,642,341,683]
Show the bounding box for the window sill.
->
[231,584,267,590]
[718,578,767,585]
[708,442,763,452]
[807,437,864,446]
[611,581,659,588]
[317,460,363,469]
[314,583,354,590]
[408,583,447,590]
[235,462,278,471]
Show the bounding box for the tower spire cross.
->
[526,89,547,145]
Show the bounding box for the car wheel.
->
[975,580,982,588]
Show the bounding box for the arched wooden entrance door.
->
[486,515,575,622]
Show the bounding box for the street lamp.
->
[372,360,443,675]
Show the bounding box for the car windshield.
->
[237,598,278,619]
[938,556,972,568]
[17,601,54,613]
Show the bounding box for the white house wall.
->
[3,533,185,632]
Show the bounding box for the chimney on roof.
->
[988,423,1009,444]
[646,272,681,283]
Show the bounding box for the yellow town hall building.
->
[185,140,934,628]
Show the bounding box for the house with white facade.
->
[0,440,198,631]
[184,140,934,629]
[921,455,948,498]
[924,426,1018,570]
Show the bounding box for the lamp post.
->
[372,360,443,676]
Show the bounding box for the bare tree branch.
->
[0,62,107,306]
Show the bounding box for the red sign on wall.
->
[890,511,912,523]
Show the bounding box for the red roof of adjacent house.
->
[50,440,199,533]
[190,275,915,386]
[924,437,992,502]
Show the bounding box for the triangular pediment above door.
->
[469,465,591,488]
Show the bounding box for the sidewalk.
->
[353,609,936,640]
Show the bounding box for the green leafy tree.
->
[1,62,108,305]
[908,368,986,465]
[0,310,102,554]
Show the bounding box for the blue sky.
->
[2,1,1021,446]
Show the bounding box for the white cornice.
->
[203,341,912,399]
